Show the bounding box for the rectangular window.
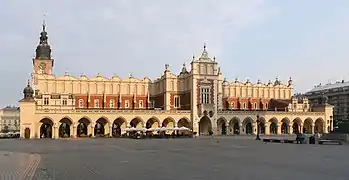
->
[125,100,129,109]
[62,98,68,106]
[110,99,115,108]
[174,96,180,108]
[78,99,84,108]
[200,87,210,104]
[139,100,143,108]
[94,99,99,108]
[44,97,49,105]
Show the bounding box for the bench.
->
[318,139,342,145]
[262,138,296,143]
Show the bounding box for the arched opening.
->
[59,118,72,138]
[24,128,30,139]
[39,118,53,138]
[281,118,290,134]
[112,117,126,137]
[281,123,288,134]
[292,118,302,134]
[130,117,143,128]
[146,117,160,129]
[303,118,313,134]
[315,118,324,133]
[95,118,109,137]
[77,118,91,137]
[269,122,277,134]
[162,117,175,134]
[259,122,265,134]
[199,116,212,135]
[217,118,227,135]
[268,118,278,134]
[177,118,191,128]
[259,118,266,134]
[162,118,175,128]
[246,122,253,134]
[243,117,253,135]
[229,118,240,135]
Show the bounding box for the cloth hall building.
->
[19,24,334,139]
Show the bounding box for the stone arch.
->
[130,117,144,128]
[178,118,191,128]
[39,118,54,138]
[281,118,290,134]
[315,118,325,133]
[258,117,266,134]
[146,117,160,129]
[162,117,175,128]
[243,117,253,135]
[217,117,227,135]
[77,117,91,137]
[269,117,278,134]
[292,118,302,134]
[229,117,241,135]
[112,117,127,137]
[303,118,313,134]
[95,117,110,137]
[199,116,212,135]
[58,117,73,138]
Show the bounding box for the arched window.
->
[78,99,84,108]
[94,99,99,108]
[254,103,257,110]
[110,99,115,108]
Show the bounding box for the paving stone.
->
[0,137,348,180]
[0,151,40,180]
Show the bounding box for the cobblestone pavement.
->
[0,137,348,180]
[0,150,40,180]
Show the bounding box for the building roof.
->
[308,80,349,92]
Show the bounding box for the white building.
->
[0,106,20,132]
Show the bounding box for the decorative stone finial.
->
[129,73,133,78]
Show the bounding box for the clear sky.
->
[0,0,349,107]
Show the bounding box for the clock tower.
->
[32,21,54,85]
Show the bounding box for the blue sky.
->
[0,0,349,107]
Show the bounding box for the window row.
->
[228,102,268,110]
[78,99,155,109]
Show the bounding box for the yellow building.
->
[20,23,334,139]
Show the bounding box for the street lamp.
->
[255,114,261,140]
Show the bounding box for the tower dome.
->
[23,80,34,99]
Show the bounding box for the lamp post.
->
[255,114,261,140]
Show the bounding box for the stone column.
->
[264,122,270,135]
[277,123,281,135]
[72,125,77,138]
[239,123,243,135]
[91,123,95,137]
[289,125,293,134]
[109,125,113,137]
[53,126,58,139]
[311,123,315,134]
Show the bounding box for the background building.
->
[306,80,349,132]
[0,106,20,132]
[19,23,333,139]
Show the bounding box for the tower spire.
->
[35,17,51,60]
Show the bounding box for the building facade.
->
[306,81,349,130]
[0,106,20,132]
[20,24,334,139]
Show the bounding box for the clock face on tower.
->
[38,62,46,71]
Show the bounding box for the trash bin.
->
[309,136,315,144]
